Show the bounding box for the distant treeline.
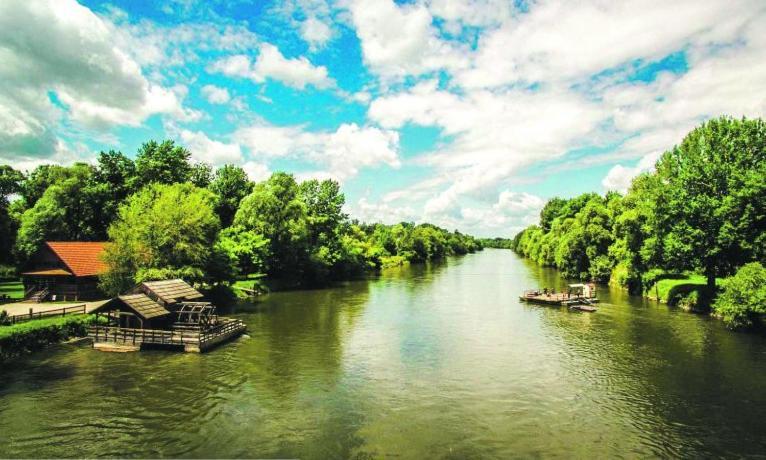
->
[511,116,766,329]
[479,238,514,249]
[0,141,482,295]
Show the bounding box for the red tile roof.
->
[46,242,110,277]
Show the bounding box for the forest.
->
[510,117,766,329]
[0,140,481,296]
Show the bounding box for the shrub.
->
[0,315,101,362]
[713,262,766,329]
[0,265,16,279]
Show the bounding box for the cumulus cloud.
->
[370,80,603,214]
[178,129,244,165]
[0,0,194,160]
[301,17,334,50]
[210,44,334,89]
[235,122,400,181]
[201,85,231,104]
[346,0,468,78]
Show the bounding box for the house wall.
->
[22,276,103,301]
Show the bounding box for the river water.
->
[1,249,766,458]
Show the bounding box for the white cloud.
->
[602,151,662,192]
[301,17,333,50]
[242,161,271,182]
[346,0,468,78]
[347,197,417,225]
[370,80,604,214]
[456,0,757,89]
[210,44,334,89]
[201,85,231,104]
[235,122,400,181]
[0,0,194,159]
[426,0,513,28]
[178,129,244,165]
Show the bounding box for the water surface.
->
[2,249,765,458]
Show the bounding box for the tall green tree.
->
[132,140,193,188]
[94,150,137,227]
[0,166,25,264]
[15,164,110,261]
[100,183,228,295]
[656,116,766,289]
[209,165,253,228]
[234,172,309,279]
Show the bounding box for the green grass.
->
[0,314,94,340]
[648,274,722,304]
[0,279,24,300]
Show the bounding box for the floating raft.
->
[519,292,598,312]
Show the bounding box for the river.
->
[1,249,765,458]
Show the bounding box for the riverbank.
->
[2,249,766,458]
[0,315,100,363]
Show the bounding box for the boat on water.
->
[519,283,598,312]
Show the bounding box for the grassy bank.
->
[0,314,99,363]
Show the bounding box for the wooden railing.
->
[89,318,246,348]
[7,304,86,324]
[89,326,200,346]
[199,319,246,345]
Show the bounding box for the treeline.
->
[0,141,481,295]
[511,117,766,328]
[478,238,514,249]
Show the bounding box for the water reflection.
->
[1,249,765,458]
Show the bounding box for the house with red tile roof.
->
[21,242,110,301]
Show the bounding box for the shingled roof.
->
[138,279,204,305]
[92,293,170,320]
[45,242,109,277]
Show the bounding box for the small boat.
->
[569,304,597,312]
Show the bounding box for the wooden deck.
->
[89,317,247,353]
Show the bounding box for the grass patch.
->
[646,273,722,310]
[0,279,24,301]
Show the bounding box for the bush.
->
[713,262,766,329]
[0,265,16,279]
[0,315,101,362]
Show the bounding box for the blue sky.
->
[1,0,764,236]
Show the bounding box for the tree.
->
[132,140,193,188]
[298,179,347,282]
[233,172,309,280]
[539,197,567,232]
[712,262,766,329]
[190,162,213,188]
[94,150,136,227]
[656,116,766,290]
[21,164,71,207]
[15,164,109,261]
[100,183,227,295]
[209,165,253,228]
[0,166,24,264]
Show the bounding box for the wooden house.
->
[90,279,246,353]
[21,242,109,301]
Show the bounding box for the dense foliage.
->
[512,117,765,327]
[712,263,766,329]
[1,140,482,296]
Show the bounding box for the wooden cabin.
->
[21,242,109,301]
[90,279,246,353]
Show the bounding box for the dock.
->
[89,317,246,353]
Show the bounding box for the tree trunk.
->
[706,267,716,291]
